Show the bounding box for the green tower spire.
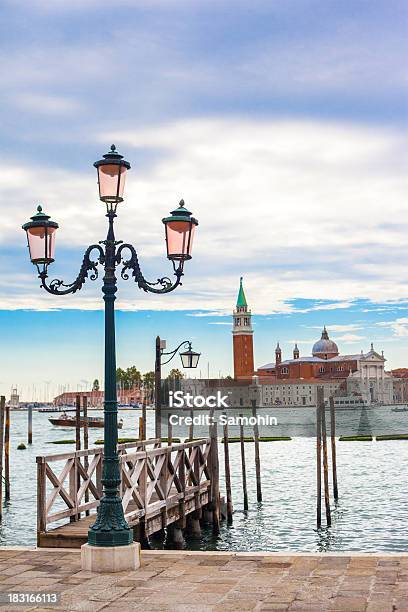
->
[236,276,248,308]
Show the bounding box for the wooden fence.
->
[36,438,212,546]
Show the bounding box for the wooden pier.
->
[36,437,213,548]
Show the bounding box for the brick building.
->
[230,278,394,405]
[232,277,254,379]
[53,387,142,407]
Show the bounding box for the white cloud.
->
[187,311,229,317]
[308,324,362,332]
[4,117,408,311]
[377,318,408,337]
[332,333,365,343]
[207,321,231,326]
[14,93,84,115]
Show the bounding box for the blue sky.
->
[1,0,408,399]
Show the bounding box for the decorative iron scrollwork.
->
[40,244,105,295]
[116,243,183,294]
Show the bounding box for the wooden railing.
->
[36,438,212,537]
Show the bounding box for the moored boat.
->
[49,413,123,428]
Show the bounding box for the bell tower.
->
[275,342,282,365]
[233,277,254,379]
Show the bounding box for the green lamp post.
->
[23,145,198,550]
[154,337,201,437]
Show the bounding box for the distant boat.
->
[40,406,75,413]
[49,413,123,429]
[391,406,408,413]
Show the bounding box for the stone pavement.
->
[0,548,408,611]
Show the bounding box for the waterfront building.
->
[390,370,408,403]
[232,277,254,379]
[229,278,394,406]
[54,386,141,407]
[9,386,20,408]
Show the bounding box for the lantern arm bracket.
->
[116,243,183,294]
[160,341,192,365]
[39,244,105,295]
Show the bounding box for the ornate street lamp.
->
[22,206,59,269]
[154,337,201,437]
[179,343,201,369]
[162,200,198,265]
[22,145,198,564]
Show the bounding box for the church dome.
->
[312,326,338,357]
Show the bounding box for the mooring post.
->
[142,393,147,439]
[239,414,248,512]
[329,396,338,501]
[83,395,89,517]
[187,409,194,488]
[0,396,5,521]
[83,395,88,451]
[138,416,143,441]
[4,404,10,501]
[75,395,81,520]
[168,414,173,446]
[189,408,194,441]
[75,395,81,451]
[154,335,162,439]
[316,388,322,528]
[28,404,33,445]
[320,391,331,526]
[251,400,262,502]
[222,412,233,523]
[209,405,220,533]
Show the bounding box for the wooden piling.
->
[189,408,194,441]
[329,396,339,501]
[138,416,143,440]
[142,393,147,440]
[28,404,33,445]
[83,396,88,453]
[251,400,262,502]
[209,406,220,533]
[75,395,81,521]
[4,404,10,501]
[0,397,5,521]
[239,414,248,512]
[83,396,89,517]
[75,395,81,451]
[168,414,173,446]
[222,413,233,523]
[316,389,322,528]
[320,391,331,526]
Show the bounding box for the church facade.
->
[232,278,394,405]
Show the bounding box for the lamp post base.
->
[81,542,141,573]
